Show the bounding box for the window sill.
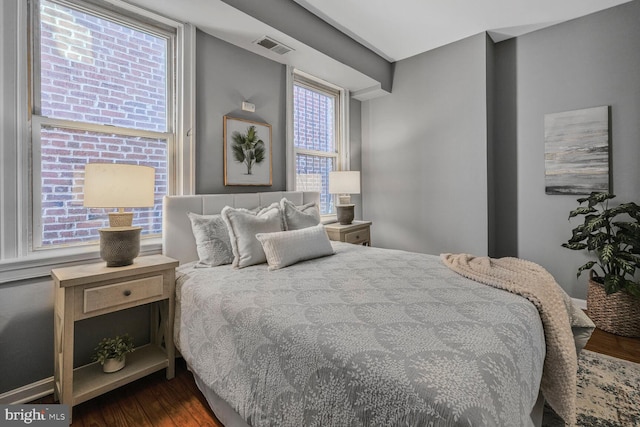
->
[0,238,162,285]
[321,214,338,225]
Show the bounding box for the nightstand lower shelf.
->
[66,344,168,406]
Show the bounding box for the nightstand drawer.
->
[83,275,164,314]
[344,228,370,244]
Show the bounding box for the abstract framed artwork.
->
[223,116,272,186]
[544,106,611,195]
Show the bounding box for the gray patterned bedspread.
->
[176,242,545,426]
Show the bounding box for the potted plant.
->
[562,192,640,337]
[92,334,135,373]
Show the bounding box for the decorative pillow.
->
[221,203,283,268]
[256,223,334,270]
[280,198,321,231]
[187,212,234,267]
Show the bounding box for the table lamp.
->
[84,163,155,267]
[329,171,360,225]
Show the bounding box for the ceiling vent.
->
[254,36,294,55]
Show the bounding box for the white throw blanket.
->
[441,254,593,426]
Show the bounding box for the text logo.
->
[1,405,68,426]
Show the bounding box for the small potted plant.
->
[92,334,135,373]
[562,192,640,337]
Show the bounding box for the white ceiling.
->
[123,0,381,93]
[124,0,633,95]
[293,0,633,61]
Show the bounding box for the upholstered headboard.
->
[162,191,320,264]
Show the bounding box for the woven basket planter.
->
[587,273,640,337]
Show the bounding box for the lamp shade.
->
[84,163,155,208]
[329,171,360,195]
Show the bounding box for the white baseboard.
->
[0,377,54,404]
[572,297,587,310]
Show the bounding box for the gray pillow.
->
[221,203,283,268]
[187,212,234,267]
[256,223,334,270]
[280,198,321,230]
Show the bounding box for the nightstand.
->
[51,254,179,417]
[324,220,372,246]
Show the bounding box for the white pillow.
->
[255,223,334,270]
[221,203,283,268]
[280,198,321,230]
[187,212,234,267]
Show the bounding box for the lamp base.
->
[336,204,355,225]
[338,195,351,205]
[108,212,134,227]
[99,227,141,267]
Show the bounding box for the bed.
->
[163,191,593,427]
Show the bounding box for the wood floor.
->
[33,328,640,427]
[35,358,224,427]
[583,326,640,364]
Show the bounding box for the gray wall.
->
[196,30,287,194]
[362,2,640,298]
[361,33,489,256]
[490,39,518,257]
[507,1,640,299]
[349,98,363,220]
[195,29,363,199]
[486,35,496,256]
[1,279,55,394]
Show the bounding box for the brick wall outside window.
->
[293,85,336,214]
[37,0,168,247]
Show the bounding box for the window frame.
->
[287,68,350,218]
[0,0,195,282]
[31,0,177,250]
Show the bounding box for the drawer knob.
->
[123,290,132,297]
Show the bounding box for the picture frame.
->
[223,116,272,186]
[544,105,611,195]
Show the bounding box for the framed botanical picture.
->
[223,116,272,186]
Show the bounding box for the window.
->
[30,0,179,249]
[291,71,348,215]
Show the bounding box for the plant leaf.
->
[232,143,245,163]
[599,244,615,263]
[562,242,588,250]
[254,143,265,163]
[590,192,616,205]
[576,196,590,204]
[577,261,596,278]
[604,274,622,294]
[586,232,609,251]
[586,215,607,232]
[625,282,640,298]
[246,126,257,144]
[568,206,596,218]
